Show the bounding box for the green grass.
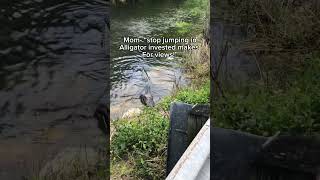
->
[213,56,320,136]
[212,0,320,137]
[160,82,210,110]
[111,107,168,179]
[170,0,209,37]
[175,21,193,35]
[111,81,209,179]
[219,0,320,53]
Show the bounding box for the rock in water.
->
[122,108,142,119]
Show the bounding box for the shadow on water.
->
[0,0,109,179]
[110,0,191,119]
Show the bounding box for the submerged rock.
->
[122,108,142,119]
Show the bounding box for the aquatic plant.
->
[175,21,192,34]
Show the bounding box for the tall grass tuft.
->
[229,0,320,53]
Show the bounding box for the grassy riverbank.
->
[110,0,209,179]
[213,0,320,136]
[214,55,320,136]
[111,37,209,179]
[111,82,209,179]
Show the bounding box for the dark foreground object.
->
[211,128,266,180]
[166,102,209,175]
[94,103,110,135]
[256,135,320,178]
[212,128,319,180]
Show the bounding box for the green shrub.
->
[111,81,210,179]
[213,57,320,136]
[174,82,210,104]
[175,21,192,35]
[112,108,168,158]
[158,81,210,110]
[222,0,320,51]
[111,107,168,179]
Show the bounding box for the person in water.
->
[139,94,155,107]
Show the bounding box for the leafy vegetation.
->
[111,107,168,179]
[111,81,209,179]
[170,0,209,36]
[212,0,320,137]
[221,0,320,51]
[175,21,192,34]
[213,54,320,136]
[182,36,210,85]
[110,0,210,178]
[184,0,209,19]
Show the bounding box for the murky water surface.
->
[0,0,109,179]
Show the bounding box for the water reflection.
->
[0,0,109,179]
